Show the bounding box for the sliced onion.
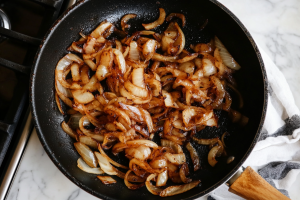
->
[210,76,225,108]
[129,158,165,174]
[132,68,145,88]
[156,67,187,79]
[142,8,166,30]
[164,152,186,165]
[182,107,204,127]
[74,142,98,168]
[149,156,168,169]
[71,63,81,82]
[173,119,194,131]
[67,113,83,129]
[104,105,131,126]
[126,59,149,68]
[97,176,117,184]
[77,158,104,174]
[55,80,72,107]
[202,58,217,77]
[61,121,77,139]
[186,142,200,171]
[162,90,179,108]
[139,108,154,133]
[192,137,218,145]
[113,49,126,74]
[118,102,144,122]
[227,83,244,109]
[124,80,148,98]
[71,90,94,104]
[124,170,145,190]
[152,53,177,62]
[121,14,137,31]
[166,13,186,27]
[157,170,168,187]
[90,21,113,38]
[96,65,111,81]
[176,53,198,63]
[132,124,149,138]
[126,139,158,149]
[125,146,151,161]
[214,36,241,70]
[178,61,195,75]
[119,84,152,104]
[208,145,221,167]
[98,143,128,169]
[55,92,65,115]
[161,139,183,154]
[179,163,192,183]
[94,152,118,175]
[173,22,185,55]
[143,39,157,61]
[79,135,98,149]
[82,75,100,92]
[129,41,140,61]
[80,65,90,84]
[123,46,130,58]
[159,180,200,197]
[79,116,104,142]
[146,174,163,195]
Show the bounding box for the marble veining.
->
[6,0,300,199]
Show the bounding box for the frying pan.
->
[30,0,268,199]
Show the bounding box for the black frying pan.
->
[30,0,268,199]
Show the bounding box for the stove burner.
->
[0,8,10,43]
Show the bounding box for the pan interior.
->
[31,0,266,199]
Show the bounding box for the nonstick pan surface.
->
[30,0,268,199]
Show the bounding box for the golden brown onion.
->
[142,8,166,30]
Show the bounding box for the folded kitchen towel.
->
[207,47,300,200]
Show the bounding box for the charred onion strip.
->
[142,8,166,30]
[121,14,137,31]
[166,13,186,27]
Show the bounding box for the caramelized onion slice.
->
[77,158,104,174]
[124,80,148,98]
[164,152,186,165]
[91,21,113,38]
[127,139,158,149]
[142,8,166,30]
[161,139,183,154]
[208,145,221,167]
[214,36,241,70]
[74,142,98,168]
[121,14,137,31]
[79,135,98,149]
[152,53,177,62]
[61,121,77,139]
[97,176,117,184]
[162,90,179,108]
[129,41,140,61]
[179,163,192,183]
[113,48,126,74]
[186,142,200,171]
[143,39,157,61]
[157,170,168,187]
[125,146,151,161]
[166,13,186,27]
[159,180,201,197]
[132,68,145,88]
[146,174,163,195]
[72,90,94,104]
[94,152,118,175]
[98,143,128,169]
[124,170,145,190]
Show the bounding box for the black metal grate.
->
[0,0,67,167]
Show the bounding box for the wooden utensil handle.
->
[229,166,290,200]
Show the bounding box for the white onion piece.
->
[146,174,163,195]
[173,22,185,55]
[56,79,72,98]
[61,121,77,139]
[156,170,168,186]
[79,136,98,149]
[178,61,195,75]
[74,142,98,168]
[139,108,154,133]
[91,21,113,38]
[162,90,178,108]
[129,41,140,61]
[94,152,117,175]
[143,39,156,61]
[71,90,94,104]
[208,145,221,167]
[161,36,175,52]
[125,146,151,161]
[164,152,186,165]
[97,176,117,184]
[182,107,197,127]
[124,170,145,190]
[77,158,104,174]
[126,139,158,149]
[214,36,241,70]
[159,180,201,197]
[124,80,148,98]
[98,143,128,169]
[202,58,217,77]
[132,68,145,88]
[160,139,183,154]
[56,56,71,71]
[113,49,126,74]
[96,65,111,81]
[66,53,84,65]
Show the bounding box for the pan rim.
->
[30,0,268,199]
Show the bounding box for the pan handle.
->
[227,167,290,200]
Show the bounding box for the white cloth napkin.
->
[207,47,300,200]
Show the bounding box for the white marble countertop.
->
[6,0,300,199]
